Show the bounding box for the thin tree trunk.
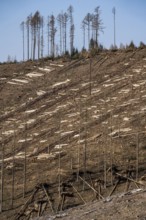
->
[0,141,4,213]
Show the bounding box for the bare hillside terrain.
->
[1,48,146,219]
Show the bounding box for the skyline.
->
[0,0,146,62]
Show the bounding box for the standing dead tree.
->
[20,21,25,61]
[112,7,116,48]
[47,16,50,57]
[91,6,104,49]
[68,5,75,56]
[26,14,32,60]
[57,13,63,56]
[62,12,68,54]
[40,16,44,59]
[49,14,57,58]
[30,11,42,60]
[81,19,86,49]
[83,13,93,50]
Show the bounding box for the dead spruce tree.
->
[91,6,104,49]
[30,11,42,60]
[47,16,50,56]
[57,12,64,56]
[25,14,32,60]
[20,21,25,61]
[82,6,104,50]
[68,5,75,56]
[62,12,68,54]
[83,13,93,49]
[40,16,44,58]
[81,19,86,49]
[49,14,57,58]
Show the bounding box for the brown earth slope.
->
[1,48,146,219]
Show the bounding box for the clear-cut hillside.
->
[1,48,146,219]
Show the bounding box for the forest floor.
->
[1,48,146,219]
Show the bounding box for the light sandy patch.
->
[102,121,108,125]
[25,109,36,114]
[57,104,70,110]
[36,90,46,96]
[139,81,146,86]
[2,130,15,135]
[0,152,27,163]
[141,107,146,111]
[28,97,33,101]
[18,124,25,129]
[7,81,22,85]
[26,72,44,78]
[111,97,117,100]
[0,77,6,80]
[92,89,101,94]
[82,82,90,87]
[124,63,129,66]
[33,133,39,136]
[118,89,130,94]
[105,79,111,83]
[113,115,119,118]
[27,119,35,124]
[68,124,73,128]
[55,144,68,149]
[61,120,68,123]
[81,94,88,98]
[41,105,46,108]
[58,92,66,96]
[92,115,100,119]
[70,88,79,91]
[103,84,114,88]
[52,79,70,88]
[38,67,54,72]
[55,130,63,134]
[77,139,85,144]
[40,140,47,143]
[133,84,140,88]
[18,138,32,143]
[105,98,110,103]
[109,128,132,136]
[67,112,80,118]
[123,117,129,121]
[61,131,74,136]
[73,134,79,138]
[50,63,64,67]
[12,79,29,84]
[37,153,55,160]
[133,69,142,73]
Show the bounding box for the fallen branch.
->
[70,183,86,204]
[42,184,55,214]
[79,176,104,199]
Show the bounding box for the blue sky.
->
[0,0,146,62]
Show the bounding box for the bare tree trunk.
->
[0,141,4,213]
[136,133,139,180]
[47,17,50,57]
[11,128,16,208]
[20,22,25,61]
[57,13,63,56]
